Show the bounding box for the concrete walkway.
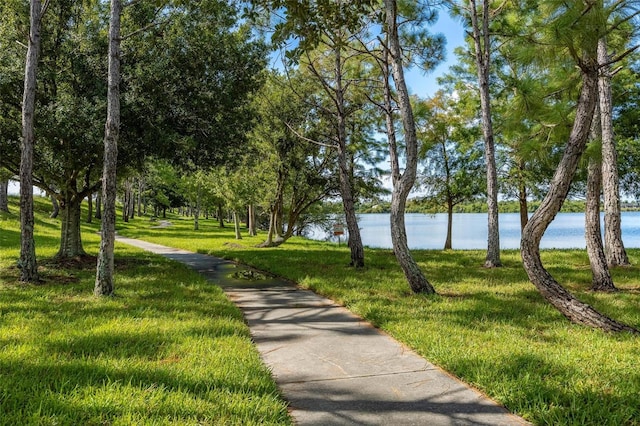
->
[116,236,530,426]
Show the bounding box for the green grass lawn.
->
[0,198,292,425]
[116,211,640,426]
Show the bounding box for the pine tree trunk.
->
[518,184,528,231]
[518,161,529,231]
[95,0,121,297]
[598,38,629,266]
[383,1,435,294]
[56,191,86,259]
[521,66,635,333]
[0,180,9,213]
[338,147,364,267]
[470,0,501,268]
[334,42,364,268]
[585,153,616,291]
[19,0,42,282]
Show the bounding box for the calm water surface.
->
[311,212,640,250]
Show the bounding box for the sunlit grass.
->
[118,210,640,426]
[0,197,291,425]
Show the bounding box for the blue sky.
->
[405,10,467,98]
[268,8,467,98]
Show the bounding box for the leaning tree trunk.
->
[95,0,121,297]
[50,194,59,218]
[19,0,43,282]
[521,66,636,333]
[585,149,616,291]
[56,188,87,259]
[262,209,277,247]
[598,38,629,266]
[273,195,285,243]
[470,0,501,268]
[383,4,435,293]
[217,204,225,228]
[0,179,9,213]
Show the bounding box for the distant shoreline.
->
[359,199,640,215]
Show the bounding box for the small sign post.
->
[333,223,345,246]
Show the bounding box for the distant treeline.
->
[357,199,640,214]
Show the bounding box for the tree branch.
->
[122,19,167,40]
[603,44,640,67]
[283,121,336,148]
[40,0,51,19]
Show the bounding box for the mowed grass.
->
[118,213,640,426]
[0,197,292,425]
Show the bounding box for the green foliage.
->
[0,0,267,188]
[250,0,375,61]
[118,214,640,426]
[613,55,640,201]
[121,0,268,170]
[0,196,291,425]
[618,137,640,200]
[416,90,486,211]
[142,160,186,215]
[401,198,592,214]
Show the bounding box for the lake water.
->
[308,212,640,250]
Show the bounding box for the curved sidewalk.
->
[117,236,530,426]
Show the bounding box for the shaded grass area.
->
[119,214,640,426]
[0,198,292,425]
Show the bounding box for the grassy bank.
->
[118,213,640,426]
[0,198,292,425]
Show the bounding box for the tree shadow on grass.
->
[0,349,283,424]
[0,230,61,255]
[46,330,172,360]
[0,227,21,248]
[449,352,640,426]
[198,245,640,331]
